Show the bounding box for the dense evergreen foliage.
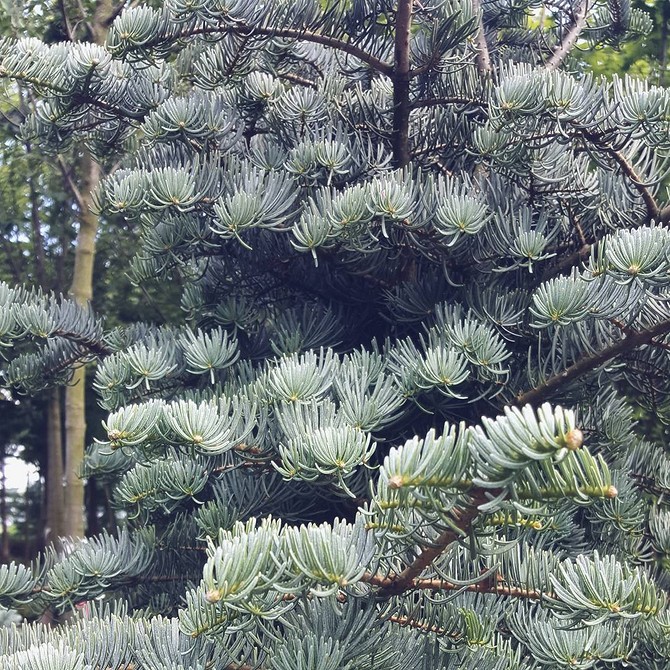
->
[1,0,670,668]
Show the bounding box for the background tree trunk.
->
[45,388,65,545]
[0,443,8,562]
[63,153,100,539]
[57,0,116,539]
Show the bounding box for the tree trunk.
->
[86,477,100,536]
[661,3,669,87]
[0,443,8,562]
[56,0,117,540]
[45,388,65,545]
[63,153,100,539]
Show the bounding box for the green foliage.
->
[1,0,670,668]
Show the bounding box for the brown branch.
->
[56,155,87,213]
[57,0,75,41]
[410,96,484,110]
[276,72,318,89]
[374,489,489,598]
[546,0,589,71]
[239,24,394,77]
[471,0,491,77]
[389,614,454,635]
[630,473,670,498]
[580,129,661,222]
[539,242,592,282]
[515,318,670,407]
[225,25,394,75]
[414,578,546,599]
[649,338,670,353]
[101,0,130,29]
[125,24,393,77]
[391,0,414,168]
[51,328,112,357]
[365,570,547,601]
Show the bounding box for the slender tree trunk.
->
[471,0,491,77]
[45,388,65,545]
[63,153,100,539]
[0,443,8,562]
[86,478,100,535]
[27,158,46,287]
[26,148,64,549]
[660,3,669,87]
[56,0,116,540]
[391,0,413,169]
[25,473,34,561]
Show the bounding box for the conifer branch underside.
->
[515,318,670,407]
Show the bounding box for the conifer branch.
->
[388,614,458,636]
[223,25,396,75]
[630,474,670,498]
[57,0,76,41]
[1,2,668,666]
[540,243,592,282]
[373,489,489,597]
[133,24,394,76]
[579,129,663,222]
[56,155,88,214]
[372,576,548,600]
[410,96,485,110]
[515,318,670,407]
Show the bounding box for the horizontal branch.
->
[630,473,670,498]
[410,96,485,110]
[227,24,394,75]
[122,23,394,77]
[365,572,547,600]
[539,242,592,282]
[51,330,112,357]
[515,318,670,407]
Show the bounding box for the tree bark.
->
[471,0,491,77]
[86,477,100,536]
[53,0,118,540]
[45,388,65,546]
[63,153,100,539]
[391,0,413,168]
[660,2,669,87]
[28,177,46,286]
[0,443,8,562]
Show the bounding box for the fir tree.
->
[0,1,670,668]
